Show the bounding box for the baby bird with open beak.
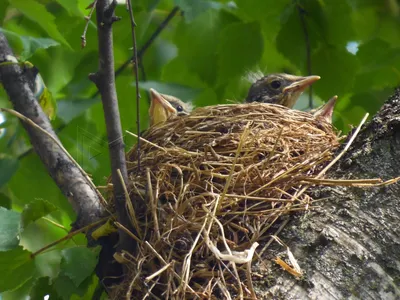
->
[148,88,193,126]
[246,73,320,108]
[311,95,338,124]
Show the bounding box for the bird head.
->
[311,95,338,124]
[246,73,320,108]
[149,88,193,126]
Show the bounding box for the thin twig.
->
[114,221,141,244]
[81,0,98,48]
[126,0,142,172]
[145,262,172,282]
[126,130,167,152]
[114,6,180,78]
[145,241,199,297]
[147,168,160,240]
[117,169,142,238]
[31,216,109,258]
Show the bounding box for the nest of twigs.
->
[111,103,341,299]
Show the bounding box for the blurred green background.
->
[1,0,400,298]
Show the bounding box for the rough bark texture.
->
[0,33,104,230]
[90,0,134,254]
[254,89,400,299]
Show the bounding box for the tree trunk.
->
[254,89,400,299]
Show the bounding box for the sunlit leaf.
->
[0,28,61,60]
[21,199,58,229]
[8,0,71,48]
[37,82,57,120]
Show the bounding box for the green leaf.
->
[37,79,57,120]
[318,0,355,46]
[0,2,9,26]
[1,277,35,300]
[0,28,60,60]
[20,37,60,61]
[173,9,240,86]
[55,0,83,17]
[354,39,400,93]
[21,199,58,229]
[235,0,290,32]
[0,193,12,209]
[54,274,93,300]
[7,154,75,226]
[18,61,58,119]
[217,22,263,85]
[161,57,206,89]
[60,247,99,287]
[30,277,59,300]
[8,0,71,48]
[0,207,20,251]
[193,87,219,107]
[312,46,359,99]
[174,0,226,22]
[139,81,201,101]
[140,0,162,11]
[0,246,34,291]
[276,3,311,69]
[357,38,391,69]
[57,98,99,124]
[0,155,19,188]
[352,7,378,41]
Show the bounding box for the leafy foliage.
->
[1,0,400,297]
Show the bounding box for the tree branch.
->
[89,0,133,253]
[0,33,104,230]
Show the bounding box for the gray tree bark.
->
[254,90,400,300]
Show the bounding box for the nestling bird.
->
[246,73,320,108]
[148,88,193,126]
[311,95,338,124]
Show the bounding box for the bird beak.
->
[282,75,321,94]
[149,88,177,126]
[313,95,338,124]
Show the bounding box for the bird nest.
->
[111,103,340,299]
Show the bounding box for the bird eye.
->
[176,105,183,112]
[270,80,281,89]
